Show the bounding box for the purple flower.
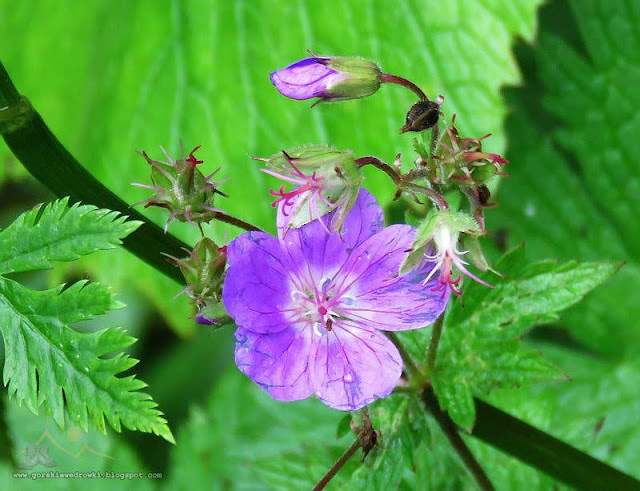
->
[222,189,449,411]
[270,56,381,103]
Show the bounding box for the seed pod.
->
[400,99,440,133]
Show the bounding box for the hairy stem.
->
[208,211,261,232]
[422,389,495,490]
[355,156,401,184]
[380,73,428,100]
[355,156,449,210]
[313,438,361,491]
[426,314,445,375]
[404,182,449,210]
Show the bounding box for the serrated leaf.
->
[430,247,617,428]
[0,277,173,443]
[491,0,640,356]
[0,198,141,275]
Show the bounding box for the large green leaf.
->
[0,278,173,443]
[0,0,543,335]
[490,0,640,356]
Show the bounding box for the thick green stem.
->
[0,61,260,284]
[422,388,495,490]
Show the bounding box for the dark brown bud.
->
[400,99,440,133]
[477,184,491,205]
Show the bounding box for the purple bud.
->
[270,56,381,103]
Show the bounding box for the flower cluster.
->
[136,53,507,412]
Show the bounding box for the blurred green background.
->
[1,0,639,489]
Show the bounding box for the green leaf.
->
[491,0,640,356]
[431,247,618,429]
[0,277,173,443]
[166,367,345,489]
[348,395,431,489]
[0,198,141,275]
[0,0,543,335]
[1,399,156,490]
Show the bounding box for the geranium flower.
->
[222,189,449,411]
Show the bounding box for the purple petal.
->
[310,321,402,411]
[222,231,297,334]
[334,225,449,331]
[277,189,384,287]
[235,326,316,401]
[270,57,348,100]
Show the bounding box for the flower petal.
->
[222,231,297,333]
[269,58,347,100]
[277,188,384,287]
[334,224,449,331]
[235,325,316,401]
[311,321,402,411]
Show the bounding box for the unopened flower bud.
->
[171,238,227,305]
[270,56,381,104]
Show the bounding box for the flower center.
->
[289,276,356,334]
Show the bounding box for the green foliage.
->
[0,198,140,274]
[0,199,172,443]
[0,0,542,336]
[0,398,156,491]
[166,368,348,489]
[347,395,431,489]
[431,247,618,429]
[491,0,640,356]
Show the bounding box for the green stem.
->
[355,156,402,185]
[386,332,418,378]
[425,314,445,376]
[472,398,640,490]
[422,388,495,491]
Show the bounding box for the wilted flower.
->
[222,190,449,411]
[132,145,228,232]
[270,56,381,104]
[257,144,362,232]
[401,210,495,296]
